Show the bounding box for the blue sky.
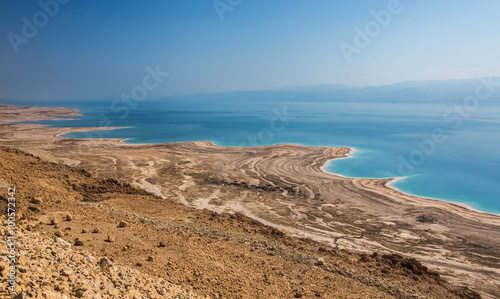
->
[0,0,499,100]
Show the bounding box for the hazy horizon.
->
[2,76,500,103]
[1,0,500,100]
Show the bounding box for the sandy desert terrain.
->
[1,103,499,298]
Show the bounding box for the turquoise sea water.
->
[10,87,500,214]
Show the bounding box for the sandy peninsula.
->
[1,103,499,298]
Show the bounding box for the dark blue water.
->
[12,88,500,214]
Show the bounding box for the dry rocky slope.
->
[0,225,200,298]
[1,103,499,298]
[0,146,482,298]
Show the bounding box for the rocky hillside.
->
[0,229,201,298]
[0,146,481,298]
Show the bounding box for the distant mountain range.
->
[266,84,358,92]
[266,78,500,103]
[147,77,500,104]
[3,77,499,105]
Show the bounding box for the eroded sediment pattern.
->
[2,104,499,297]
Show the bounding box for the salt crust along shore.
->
[1,103,500,297]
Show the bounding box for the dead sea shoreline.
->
[385,178,500,218]
[7,101,498,217]
[2,102,500,224]
[2,103,500,297]
[58,123,499,218]
[59,115,499,219]
[2,143,484,299]
[321,147,500,218]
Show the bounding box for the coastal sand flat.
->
[1,104,499,298]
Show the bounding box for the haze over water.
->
[2,2,500,214]
[15,79,500,214]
